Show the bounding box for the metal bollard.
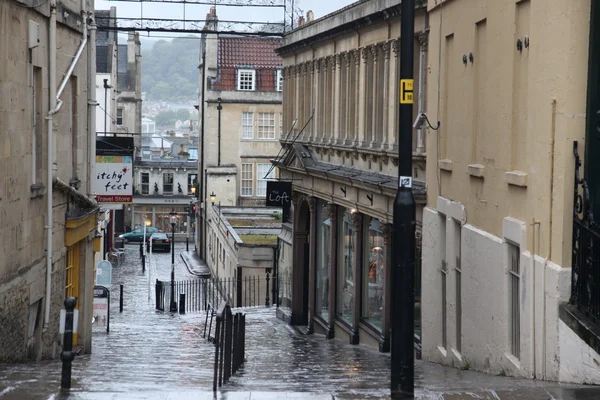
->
[60,297,77,390]
[186,237,189,251]
[139,241,143,258]
[119,284,124,313]
[179,293,186,314]
[142,254,146,272]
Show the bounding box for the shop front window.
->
[154,206,186,234]
[337,208,355,325]
[362,217,384,330]
[133,206,153,229]
[315,200,330,322]
[278,241,293,311]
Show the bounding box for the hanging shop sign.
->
[94,137,134,204]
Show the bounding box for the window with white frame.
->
[241,163,253,196]
[242,112,254,139]
[141,172,149,195]
[508,242,521,359]
[257,163,275,197]
[163,172,173,195]
[258,112,275,139]
[117,108,123,126]
[276,70,283,91]
[237,69,255,91]
[279,112,283,137]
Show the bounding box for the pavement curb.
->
[180,251,212,278]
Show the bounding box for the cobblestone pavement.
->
[2,245,600,399]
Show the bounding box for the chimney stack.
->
[306,10,314,22]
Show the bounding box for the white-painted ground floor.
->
[421,198,600,385]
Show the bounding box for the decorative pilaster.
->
[380,223,392,352]
[333,54,342,144]
[343,52,352,145]
[352,49,361,146]
[370,45,379,147]
[388,40,400,151]
[381,42,390,148]
[357,48,368,148]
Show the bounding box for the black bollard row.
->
[60,297,77,390]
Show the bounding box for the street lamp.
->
[210,191,216,205]
[191,186,196,196]
[145,218,151,253]
[169,209,177,312]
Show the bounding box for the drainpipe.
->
[88,14,97,197]
[416,41,425,153]
[44,1,88,328]
[217,97,222,166]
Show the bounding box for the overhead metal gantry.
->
[97,0,290,36]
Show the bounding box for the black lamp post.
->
[169,209,177,312]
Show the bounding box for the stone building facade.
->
[274,0,428,352]
[0,0,98,362]
[421,0,600,385]
[197,8,284,259]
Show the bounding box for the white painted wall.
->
[136,166,197,196]
[422,198,574,383]
[559,320,600,384]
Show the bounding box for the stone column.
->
[350,210,362,345]
[381,42,390,148]
[416,32,429,153]
[307,196,317,334]
[388,40,399,151]
[313,59,321,142]
[326,203,338,339]
[333,54,342,144]
[302,62,310,142]
[282,67,288,137]
[380,223,392,352]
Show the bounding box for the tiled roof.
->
[218,36,283,68]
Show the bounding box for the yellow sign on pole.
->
[400,79,414,104]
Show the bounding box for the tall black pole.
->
[200,43,206,259]
[391,0,415,397]
[170,220,177,312]
[217,98,222,166]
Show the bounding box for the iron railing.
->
[571,141,600,324]
[155,273,282,313]
[210,301,246,390]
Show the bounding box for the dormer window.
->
[237,69,256,91]
[276,69,283,91]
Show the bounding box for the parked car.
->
[119,227,161,243]
[146,232,171,252]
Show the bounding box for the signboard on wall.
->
[266,181,291,208]
[266,181,291,221]
[94,136,134,204]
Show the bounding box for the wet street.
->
[2,244,600,399]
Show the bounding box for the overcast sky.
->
[95,0,357,41]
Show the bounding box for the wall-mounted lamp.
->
[469,52,474,63]
[209,191,216,205]
[462,54,467,65]
[366,193,373,206]
[516,38,523,52]
[350,208,357,214]
[340,186,347,197]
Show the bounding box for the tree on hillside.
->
[155,110,178,127]
[142,37,200,101]
[176,109,190,121]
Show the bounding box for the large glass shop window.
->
[362,217,384,330]
[337,208,355,325]
[315,200,331,321]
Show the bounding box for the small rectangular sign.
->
[266,181,292,208]
[400,79,414,104]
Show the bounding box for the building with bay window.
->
[274,0,428,352]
